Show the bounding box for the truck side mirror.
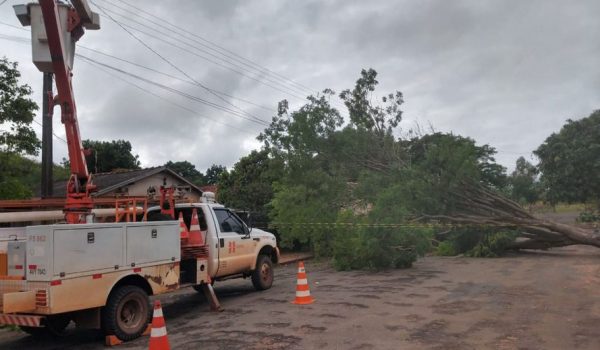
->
[247,215,253,233]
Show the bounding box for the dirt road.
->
[1,246,600,349]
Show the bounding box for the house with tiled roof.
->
[47,166,204,202]
[0,167,204,227]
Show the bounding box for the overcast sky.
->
[1,0,599,173]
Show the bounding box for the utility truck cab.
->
[146,198,280,290]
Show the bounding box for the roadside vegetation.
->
[2,56,599,270]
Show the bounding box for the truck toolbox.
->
[126,223,180,266]
[54,226,123,275]
[25,221,179,282]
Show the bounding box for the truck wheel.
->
[102,285,151,341]
[252,255,274,291]
[20,314,70,338]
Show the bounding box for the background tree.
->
[83,139,140,173]
[164,160,205,185]
[340,68,403,135]
[534,110,600,206]
[217,150,283,225]
[508,156,540,206]
[0,154,69,199]
[0,57,41,199]
[0,57,39,155]
[204,164,227,185]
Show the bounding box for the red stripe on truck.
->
[50,280,62,286]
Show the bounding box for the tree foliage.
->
[340,68,403,135]
[164,160,205,185]
[218,150,283,222]
[0,152,69,199]
[204,164,227,185]
[259,69,457,268]
[0,57,40,156]
[255,69,523,269]
[508,156,539,205]
[83,139,140,173]
[534,110,600,206]
[0,58,46,199]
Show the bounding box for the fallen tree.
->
[422,181,600,250]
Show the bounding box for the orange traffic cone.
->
[178,212,189,240]
[188,208,204,246]
[292,261,314,305]
[149,300,170,350]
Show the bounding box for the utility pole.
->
[41,72,53,198]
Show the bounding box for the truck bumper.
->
[0,313,44,327]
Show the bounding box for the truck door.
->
[213,208,256,275]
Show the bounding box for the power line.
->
[0,20,29,31]
[0,21,277,113]
[78,54,270,126]
[79,57,257,135]
[92,4,308,103]
[95,3,310,98]
[91,1,269,126]
[0,34,261,135]
[32,118,68,144]
[0,19,345,115]
[1,33,373,172]
[77,46,277,113]
[0,33,29,43]
[96,0,348,112]
[1,33,271,128]
[102,0,317,95]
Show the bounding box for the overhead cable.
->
[103,0,316,95]
[92,1,269,126]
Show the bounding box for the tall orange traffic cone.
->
[292,261,314,305]
[149,300,170,350]
[188,208,204,246]
[178,212,189,240]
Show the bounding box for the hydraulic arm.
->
[15,0,101,223]
[40,0,92,223]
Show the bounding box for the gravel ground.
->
[2,244,600,349]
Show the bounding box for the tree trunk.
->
[424,182,600,250]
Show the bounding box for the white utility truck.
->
[3,0,279,342]
[0,194,279,341]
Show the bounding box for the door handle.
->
[252,238,260,242]
[219,238,224,248]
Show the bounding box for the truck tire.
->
[252,255,274,291]
[102,285,151,341]
[20,314,70,338]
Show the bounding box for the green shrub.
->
[437,227,518,257]
[577,210,600,223]
[436,241,456,256]
[332,225,432,270]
